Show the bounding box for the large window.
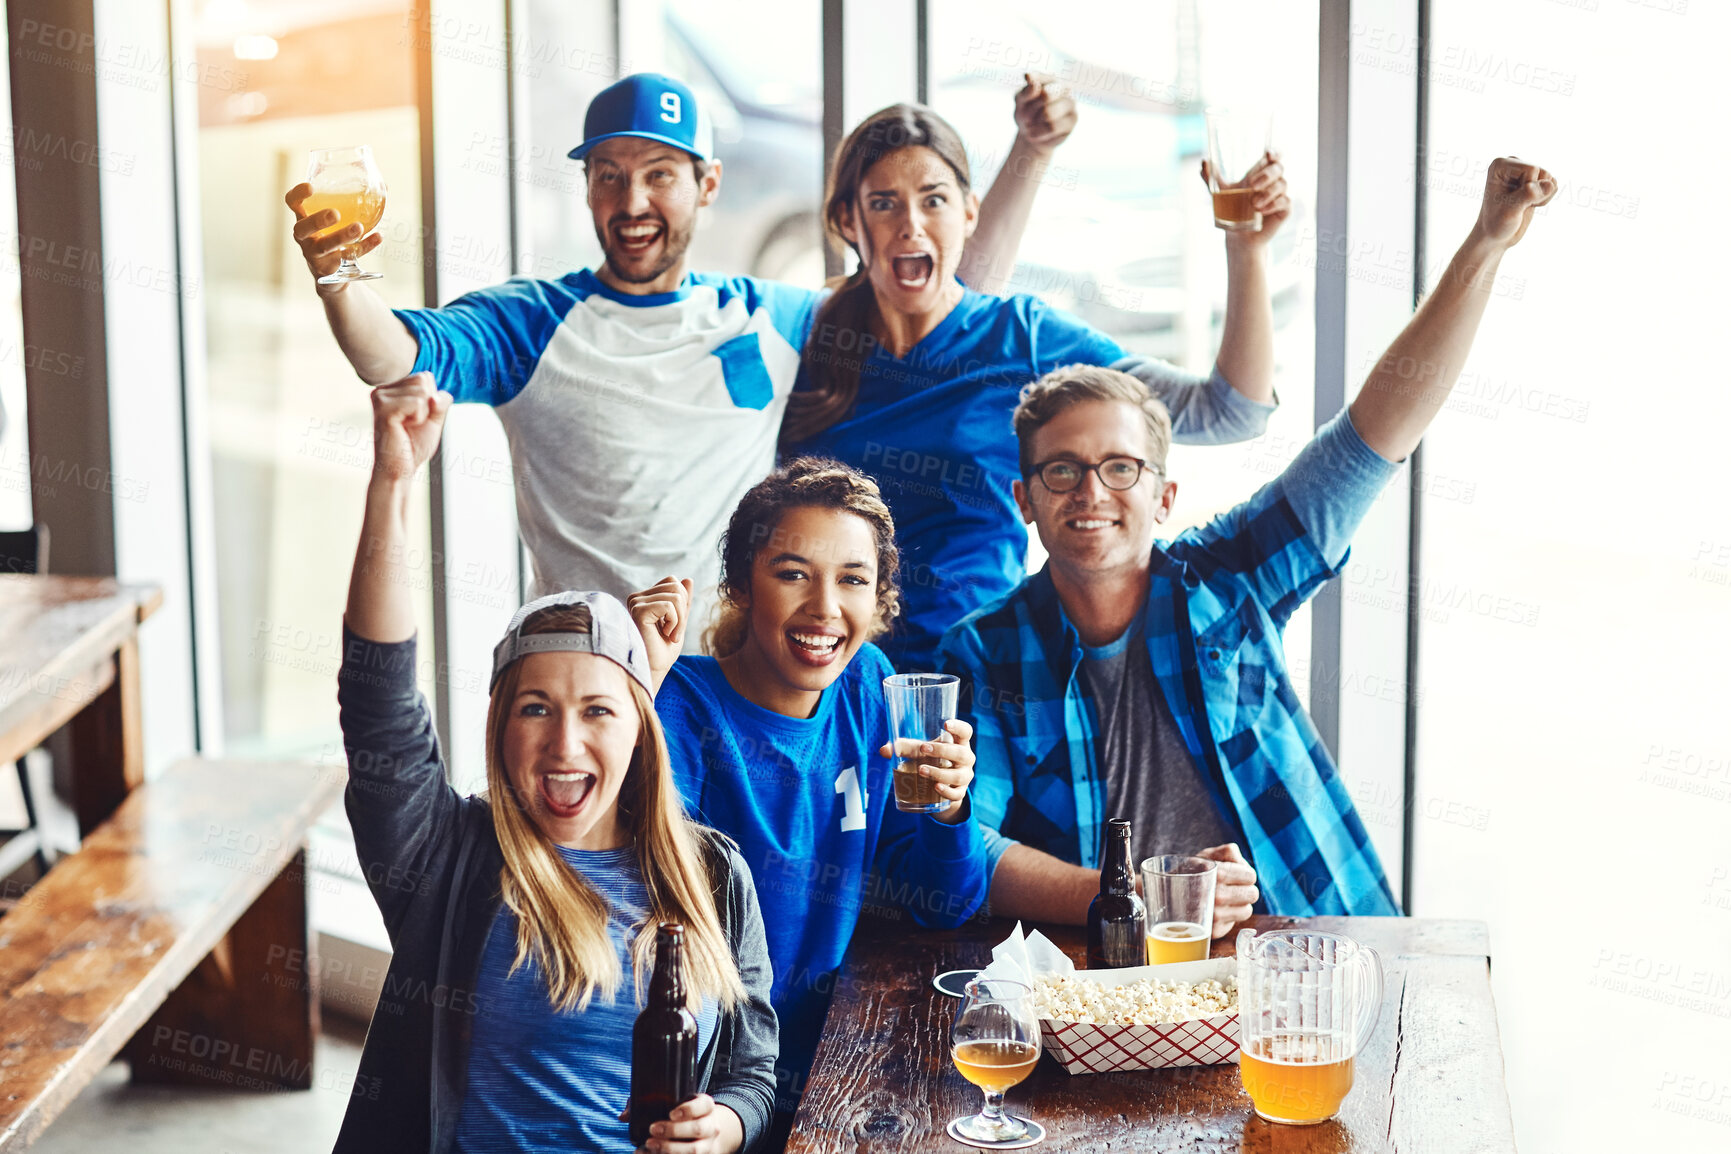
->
[524,0,823,288]
[1414,4,1729,1150]
[192,0,435,760]
[190,1,438,951]
[930,0,1319,702]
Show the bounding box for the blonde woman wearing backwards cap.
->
[332,372,777,1154]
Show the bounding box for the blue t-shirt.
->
[454,844,716,1153]
[654,645,988,1113]
[786,291,1124,672]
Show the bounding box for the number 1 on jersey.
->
[834,767,867,832]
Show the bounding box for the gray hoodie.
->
[333,629,779,1153]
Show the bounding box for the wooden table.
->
[790,915,1516,1153]
[0,575,161,840]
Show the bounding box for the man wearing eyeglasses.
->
[938,157,1556,931]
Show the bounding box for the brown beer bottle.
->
[1086,819,1146,968]
[628,922,699,1146]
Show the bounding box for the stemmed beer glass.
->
[949,977,1043,1146]
[305,145,387,284]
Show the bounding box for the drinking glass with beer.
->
[1236,928,1384,1125]
[1204,109,1272,232]
[883,673,959,814]
[304,145,388,284]
[1140,855,1216,965]
[949,977,1043,1145]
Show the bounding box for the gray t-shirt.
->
[1079,614,1237,869]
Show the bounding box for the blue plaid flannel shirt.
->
[937,410,1402,917]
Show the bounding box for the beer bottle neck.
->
[649,932,688,1006]
[1101,826,1135,896]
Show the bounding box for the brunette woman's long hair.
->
[705,457,901,659]
[780,103,973,446]
[484,604,744,1013]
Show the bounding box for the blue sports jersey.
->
[654,645,988,1113]
[394,270,819,638]
[787,291,1123,671]
[787,289,1276,673]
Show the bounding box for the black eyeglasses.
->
[1029,456,1156,493]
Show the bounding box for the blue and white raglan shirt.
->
[653,643,989,1113]
[395,271,820,637]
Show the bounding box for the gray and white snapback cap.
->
[489,590,652,694]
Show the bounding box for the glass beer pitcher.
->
[1235,929,1384,1125]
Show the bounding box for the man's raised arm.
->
[286,183,420,385]
[1350,157,1556,461]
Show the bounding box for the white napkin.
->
[975,922,1075,987]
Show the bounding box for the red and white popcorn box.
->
[975,926,1241,1075]
[1035,960,1241,1074]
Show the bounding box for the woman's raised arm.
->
[345,373,451,642]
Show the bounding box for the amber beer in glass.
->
[1238,1033,1357,1123]
[1236,929,1384,1125]
[1204,109,1272,232]
[305,145,388,284]
[628,923,698,1146]
[1086,819,1146,969]
[953,1040,1040,1092]
[1145,920,1210,965]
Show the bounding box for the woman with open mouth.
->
[332,373,777,1154]
[626,458,986,1147]
[781,102,1291,672]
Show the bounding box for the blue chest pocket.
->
[712,332,775,411]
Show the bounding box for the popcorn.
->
[1030,973,1239,1026]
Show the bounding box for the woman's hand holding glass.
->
[878,717,974,824]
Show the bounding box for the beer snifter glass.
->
[883,673,959,814]
[305,145,388,284]
[1204,109,1272,232]
[1236,928,1384,1125]
[949,977,1042,1145]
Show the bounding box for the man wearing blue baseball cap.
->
[285,72,1079,642]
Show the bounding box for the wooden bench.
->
[0,758,344,1150]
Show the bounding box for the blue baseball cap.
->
[568,73,714,163]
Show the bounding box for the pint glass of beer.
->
[1236,928,1384,1125]
[1204,109,1272,232]
[305,145,388,284]
[1140,855,1216,964]
[883,673,959,814]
